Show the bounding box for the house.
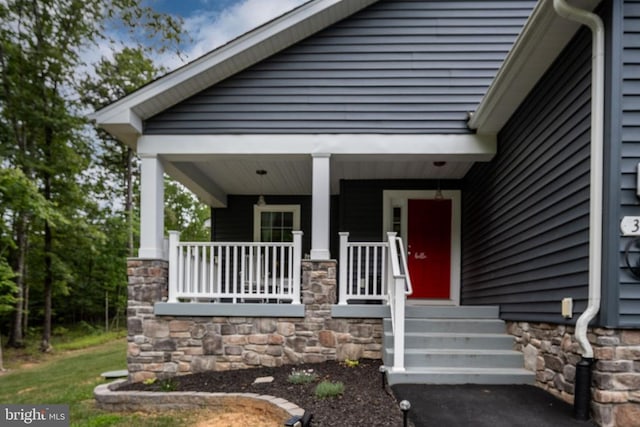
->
[91,0,640,425]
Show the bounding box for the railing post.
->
[386,231,397,304]
[338,232,349,305]
[393,277,406,372]
[292,231,303,304]
[168,231,181,303]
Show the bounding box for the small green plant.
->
[314,380,344,399]
[287,368,318,384]
[344,358,359,368]
[158,378,177,392]
[143,378,157,385]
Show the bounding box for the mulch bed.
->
[119,359,406,426]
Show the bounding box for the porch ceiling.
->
[167,154,472,206]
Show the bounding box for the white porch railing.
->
[385,231,413,373]
[167,231,302,304]
[338,232,389,305]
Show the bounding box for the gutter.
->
[553,0,604,361]
[552,0,604,421]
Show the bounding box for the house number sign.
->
[621,216,640,236]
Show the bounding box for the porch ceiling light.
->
[256,169,267,206]
[433,161,446,200]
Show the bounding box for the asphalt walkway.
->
[392,384,598,427]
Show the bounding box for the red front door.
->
[407,199,452,299]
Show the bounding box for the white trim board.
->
[138,134,497,159]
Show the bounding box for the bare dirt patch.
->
[191,406,284,427]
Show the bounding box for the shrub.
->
[314,380,344,399]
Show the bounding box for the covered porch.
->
[135,133,493,264]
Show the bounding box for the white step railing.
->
[338,232,389,305]
[386,231,412,373]
[168,231,302,304]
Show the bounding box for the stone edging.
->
[94,380,305,419]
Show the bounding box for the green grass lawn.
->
[0,337,196,427]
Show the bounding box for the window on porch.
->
[253,204,301,242]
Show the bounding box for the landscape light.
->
[399,400,411,427]
[378,365,386,389]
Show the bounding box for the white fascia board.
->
[468,0,601,135]
[95,109,143,149]
[90,0,377,138]
[138,134,496,161]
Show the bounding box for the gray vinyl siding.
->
[618,0,640,326]
[461,28,593,323]
[145,0,535,134]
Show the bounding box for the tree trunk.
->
[41,219,52,353]
[40,126,53,353]
[0,330,4,371]
[9,215,27,348]
[22,275,29,336]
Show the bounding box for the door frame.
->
[382,190,461,306]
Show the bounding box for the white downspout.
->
[552,0,604,359]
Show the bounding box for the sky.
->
[142,0,310,70]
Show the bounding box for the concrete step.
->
[384,318,508,334]
[382,305,534,385]
[404,305,499,319]
[385,348,526,369]
[386,367,535,386]
[384,331,516,350]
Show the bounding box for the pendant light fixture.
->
[256,169,267,206]
[433,161,446,200]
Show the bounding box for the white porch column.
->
[138,154,165,259]
[310,153,331,260]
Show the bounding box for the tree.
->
[165,179,211,242]
[0,0,184,351]
[0,261,16,370]
[0,167,58,364]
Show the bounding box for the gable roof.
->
[92,0,603,146]
[89,0,378,147]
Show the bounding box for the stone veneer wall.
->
[127,259,383,383]
[508,321,640,427]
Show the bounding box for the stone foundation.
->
[127,259,383,383]
[508,321,640,427]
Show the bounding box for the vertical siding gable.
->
[461,27,593,323]
[145,0,535,134]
